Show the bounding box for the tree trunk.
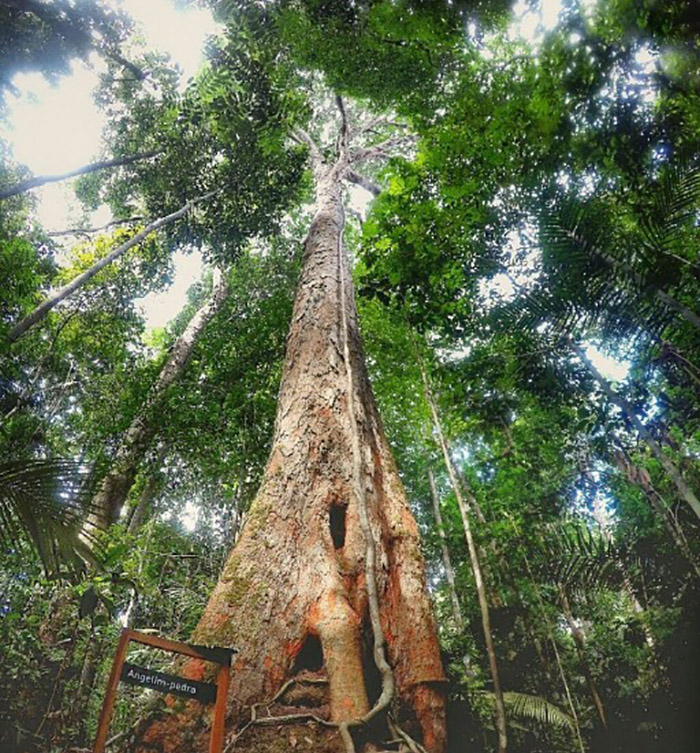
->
[559,586,607,729]
[90,269,229,529]
[574,344,700,519]
[132,147,446,753]
[428,467,474,677]
[0,152,158,200]
[613,448,700,580]
[7,192,214,343]
[428,469,464,630]
[522,557,586,753]
[419,360,508,753]
[126,444,168,535]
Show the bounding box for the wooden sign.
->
[120,661,218,704]
[93,628,236,753]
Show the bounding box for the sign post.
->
[93,629,235,753]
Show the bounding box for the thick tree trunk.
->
[574,344,700,519]
[419,362,508,753]
[0,152,157,200]
[90,269,229,529]
[133,159,446,753]
[7,193,214,343]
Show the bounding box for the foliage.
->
[1,1,700,752]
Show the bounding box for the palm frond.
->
[481,690,576,731]
[639,164,700,255]
[540,521,619,592]
[0,459,97,575]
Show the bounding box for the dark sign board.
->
[94,629,233,753]
[120,661,217,704]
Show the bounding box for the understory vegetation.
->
[1,1,699,752]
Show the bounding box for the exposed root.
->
[339,723,355,753]
[388,716,429,753]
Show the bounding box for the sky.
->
[0,0,632,372]
[0,0,219,329]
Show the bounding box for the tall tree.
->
[90,268,229,530]
[133,99,447,753]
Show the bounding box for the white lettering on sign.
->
[126,668,197,694]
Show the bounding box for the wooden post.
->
[93,628,131,753]
[93,629,234,753]
[210,662,231,753]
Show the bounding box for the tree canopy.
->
[1,1,699,753]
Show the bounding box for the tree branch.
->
[8,190,217,343]
[345,170,381,197]
[0,152,159,199]
[335,94,349,154]
[350,135,416,164]
[49,217,146,238]
[290,127,323,168]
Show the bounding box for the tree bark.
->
[7,192,214,343]
[90,269,229,530]
[0,152,157,200]
[574,344,700,520]
[418,359,508,753]
[132,133,446,753]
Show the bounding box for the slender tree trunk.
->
[428,468,474,676]
[133,132,446,753]
[0,152,158,200]
[126,444,168,535]
[428,468,464,630]
[522,558,586,753]
[574,344,700,519]
[613,448,700,580]
[90,268,229,529]
[419,360,508,753]
[7,192,214,343]
[558,586,607,729]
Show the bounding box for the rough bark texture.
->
[132,153,446,753]
[91,269,229,529]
